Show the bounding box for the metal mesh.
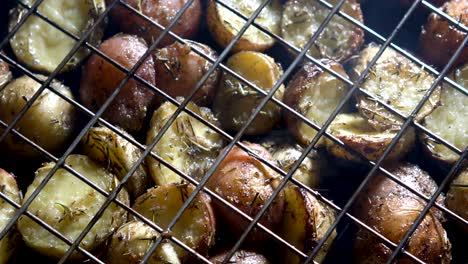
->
[0,0,466,263]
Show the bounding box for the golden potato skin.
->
[206,142,285,244]
[446,168,468,232]
[153,41,220,106]
[209,250,270,264]
[420,0,468,68]
[0,169,22,264]
[0,75,78,159]
[80,34,156,134]
[0,53,11,88]
[354,163,451,264]
[110,0,201,47]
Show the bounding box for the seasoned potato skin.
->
[110,0,201,47]
[0,169,22,264]
[206,142,285,244]
[420,0,468,68]
[80,34,156,134]
[0,53,11,88]
[0,75,78,159]
[209,250,270,264]
[153,41,220,106]
[446,168,468,232]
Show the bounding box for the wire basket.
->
[0,0,466,263]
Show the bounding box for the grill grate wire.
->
[0,0,466,263]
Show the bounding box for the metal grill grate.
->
[0,0,466,263]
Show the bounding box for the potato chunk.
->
[9,0,106,73]
[446,168,468,232]
[17,155,130,259]
[0,53,11,88]
[210,250,270,263]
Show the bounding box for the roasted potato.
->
[17,154,130,260]
[209,250,270,264]
[110,0,201,48]
[281,0,364,62]
[0,75,78,159]
[0,53,11,88]
[81,126,150,199]
[353,163,451,264]
[421,63,468,165]
[206,142,285,244]
[80,34,157,134]
[206,0,281,52]
[420,0,468,68]
[9,0,106,73]
[283,60,351,147]
[146,99,225,185]
[446,167,468,232]
[279,185,336,264]
[107,221,181,264]
[350,44,442,130]
[326,113,416,163]
[132,184,216,260]
[153,40,220,106]
[0,169,22,264]
[213,51,284,135]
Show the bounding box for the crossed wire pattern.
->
[0,0,466,263]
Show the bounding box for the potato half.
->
[81,126,150,199]
[206,0,281,52]
[206,142,285,244]
[350,44,442,130]
[0,53,11,88]
[283,60,351,147]
[209,250,270,264]
[280,185,336,264]
[132,184,216,260]
[0,75,78,159]
[326,113,416,163]
[0,169,22,264]
[17,154,130,260]
[421,63,468,165]
[146,100,224,185]
[281,0,364,62]
[107,221,181,264]
[420,0,468,68]
[213,51,284,135]
[446,168,468,232]
[9,0,106,73]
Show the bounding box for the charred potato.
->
[153,40,220,106]
[17,155,129,260]
[280,185,336,263]
[213,51,284,135]
[132,184,216,260]
[0,169,22,263]
[146,100,225,185]
[9,0,106,73]
[350,44,442,130]
[354,163,451,264]
[283,61,351,147]
[81,126,150,199]
[281,0,364,62]
[206,0,282,52]
[326,113,416,163]
[421,63,468,165]
[446,168,468,232]
[209,250,270,263]
[107,221,181,264]
[110,0,201,48]
[0,75,78,159]
[80,34,157,134]
[206,142,285,244]
[0,53,11,88]
[420,0,468,68]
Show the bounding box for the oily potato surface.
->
[0,169,22,264]
[110,0,201,47]
[284,60,351,147]
[206,0,281,52]
[213,51,284,135]
[9,0,106,73]
[17,155,130,260]
[132,184,216,260]
[0,75,78,159]
[80,34,156,134]
[446,168,468,232]
[146,100,225,185]
[153,40,220,106]
[209,250,270,264]
[0,54,11,88]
